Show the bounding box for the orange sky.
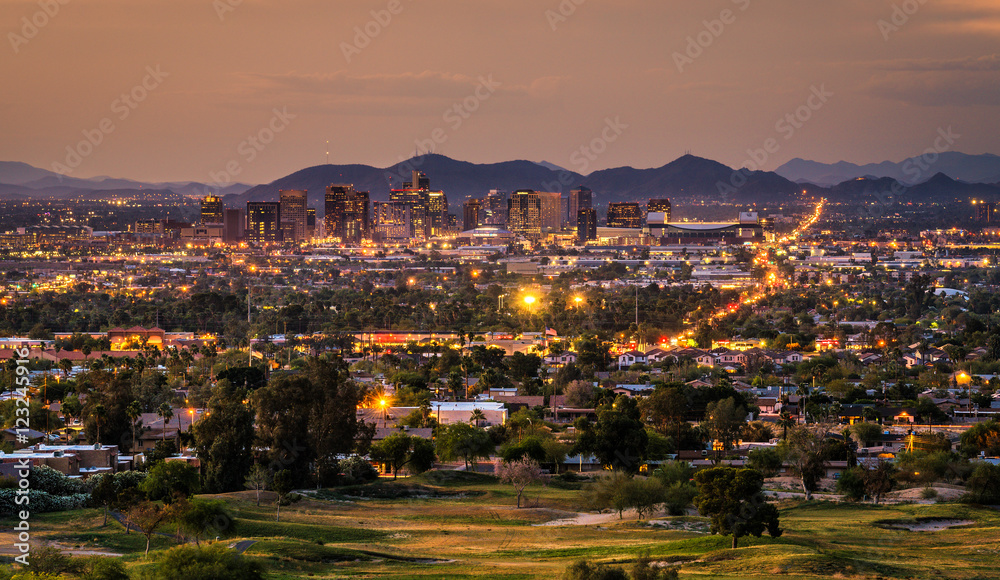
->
[2,0,999,183]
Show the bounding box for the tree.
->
[741,421,775,443]
[703,398,746,455]
[963,462,1000,504]
[622,477,666,520]
[370,432,436,479]
[564,380,597,408]
[435,422,493,470]
[495,457,544,508]
[141,461,200,504]
[244,464,271,506]
[747,448,782,478]
[126,401,143,453]
[252,358,374,486]
[960,420,1000,456]
[693,466,782,549]
[777,411,795,441]
[157,403,174,444]
[582,471,631,517]
[178,498,233,545]
[272,469,294,522]
[193,382,255,493]
[126,500,171,555]
[861,461,897,504]
[469,408,487,428]
[148,544,266,580]
[779,425,828,500]
[850,421,882,448]
[576,395,648,474]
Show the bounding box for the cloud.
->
[875,54,1000,72]
[237,71,566,100]
[863,70,1000,107]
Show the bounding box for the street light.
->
[523,295,536,306]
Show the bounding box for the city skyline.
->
[2,1,999,183]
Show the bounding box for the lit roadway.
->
[672,198,825,345]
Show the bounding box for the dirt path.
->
[534,509,641,526]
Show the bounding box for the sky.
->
[2,0,999,184]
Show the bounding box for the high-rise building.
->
[647,198,672,222]
[279,189,308,242]
[978,202,997,223]
[246,202,282,243]
[577,207,597,244]
[389,170,447,239]
[306,208,316,238]
[482,190,507,226]
[607,202,644,228]
[568,187,592,226]
[223,208,243,243]
[537,191,562,231]
[373,201,411,241]
[463,198,482,232]
[325,185,370,243]
[508,190,542,236]
[201,194,224,225]
[426,190,449,236]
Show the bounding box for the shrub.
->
[338,456,378,485]
[146,544,265,580]
[562,560,628,580]
[80,557,129,580]
[836,467,866,502]
[920,487,938,500]
[962,462,1000,504]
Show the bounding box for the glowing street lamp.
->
[523,295,536,306]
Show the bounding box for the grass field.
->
[9,471,1000,579]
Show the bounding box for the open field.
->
[6,471,1000,579]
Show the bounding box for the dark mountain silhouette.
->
[776,152,1000,186]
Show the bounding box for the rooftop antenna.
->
[326,141,329,165]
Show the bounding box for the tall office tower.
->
[306,208,316,239]
[279,189,308,242]
[507,190,542,236]
[402,170,430,190]
[373,201,412,241]
[223,208,243,243]
[389,170,447,238]
[200,194,224,225]
[482,189,508,226]
[568,186,592,226]
[426,190,449,236]
[647,198,672,222]
[463,198,482,231]
[246,202,282,243]
[978,202,997,223]
[577,207,597,244]
[537,191,562,231]
[607,202,644,228]
[325,185,370,243]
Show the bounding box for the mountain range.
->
[0,161,253,200]
[775,152,1000,187]
[2,153,999,210]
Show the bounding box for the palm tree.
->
[157,403,173,444]
[470,409,486,428]
[92,404,107,444]
[126,401,142,453]
[58,358,73,377]
[778,411,795,441]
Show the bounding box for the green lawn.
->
[10,474,1000,579]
